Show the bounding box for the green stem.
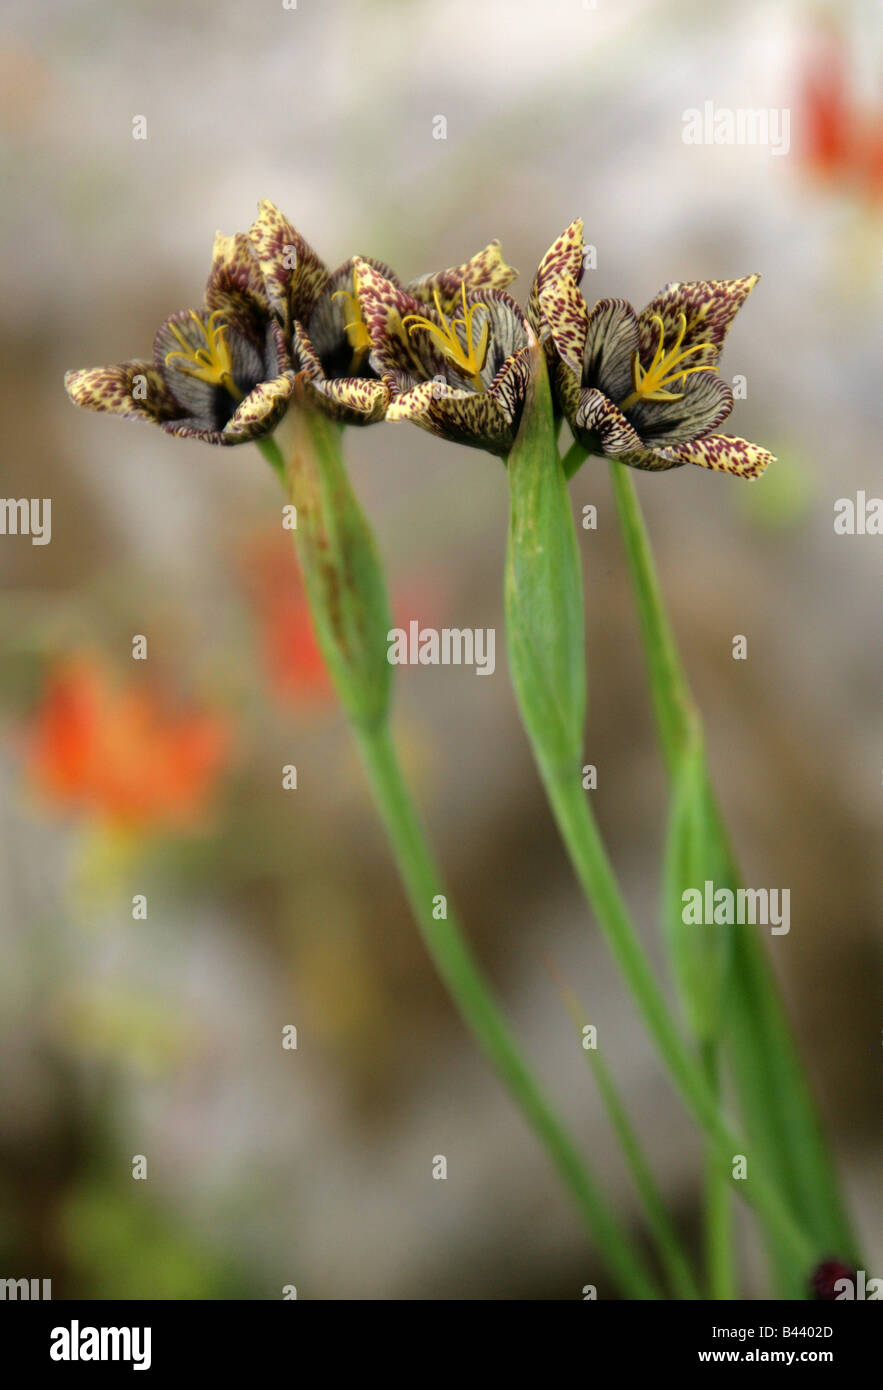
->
[257,424,660,1300]
[506,366,814,1279]
[562,438,589,481]
[354,721,661,1299]
[556,978,700,1301]
[537,765,813,1273]
[258,434,287,483]
[572,1021,701,1300]
[701,1041,735,1299]
[605,455,857,1276]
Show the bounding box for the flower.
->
[810,1259,857,1301]
[65,232,295,446]
[26,657,231,832]
[239,528,331,703]
[247,198,393,425]
[248,199,520,430]
[799,16,883,203]
[531,221,775,479]
[354,257,532,455]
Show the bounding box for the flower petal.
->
[614,450,685,473]
[528,219,585,335]
[304,374,389,425]
[205,230,269,328]
[64,362,178,424]
[222,372,295,442]
[408,240,517,311]
[387,379,515,455]
[354,258,448,380]
[247,199,328,330]
[653,433,775,479]
[638,275,760,368]
[582,298,640,403]
[574,388,645,455]
[469,289,529,384]
[307,255,396,373]
[627,371,734,448]
[538,277,589,374]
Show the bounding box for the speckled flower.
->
[247,200,518,428]
[353,256,532,455]
[531,221,775,479]
[65,233,295,446]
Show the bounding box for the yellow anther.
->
[164,310,242,400]
[332,268,372,372]
[402,282,490,392]
[618,313,717,412]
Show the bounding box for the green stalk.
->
[533,763,811,1273]
[603,455,857,1277]
[354,721,660,1299]
[551,969,701,1300]
[256,409,661,1300]
[505,349,815,1277]
[701,1041,735,1299]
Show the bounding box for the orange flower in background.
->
[800,17,883,203]
[240,530,331,702]
[240,527,451,708]
[27,657,231,832]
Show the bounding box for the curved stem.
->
[537,763,813,1274]
[257,425,661,1300]
[606,457,857,1274]
[701,1041,735,1299]
[354,720,661,1299]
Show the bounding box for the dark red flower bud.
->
[811,1259,856,1300]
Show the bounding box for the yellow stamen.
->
[402,282,490,392]
[618,313,717,412]
[332,268,372,373]
[164,309,242,400]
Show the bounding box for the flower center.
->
[332,268,372,373]
[164,310,242,400]
[618,313,717,412]
[402,283,490,392]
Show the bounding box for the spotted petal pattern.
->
[637,275,760,369]
[408,240,518,312]
[653,433,774,479]
[538,278,589,374]
[206,231,269,333]
[304,373,389,426]
[222,368,295,443]
[355,258,448,381]
[529,219,585,336]
[247,199,329,331]
[358,260,532,454]
[64,362,178,425]
[387,380,515,455]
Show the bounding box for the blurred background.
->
[0,0,880,1299]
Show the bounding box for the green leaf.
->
[663,726,734,1044]
[262,404,393,729]
[504,340,585,779]
[608,458,859,1285]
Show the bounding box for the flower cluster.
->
[66,203,773,478]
